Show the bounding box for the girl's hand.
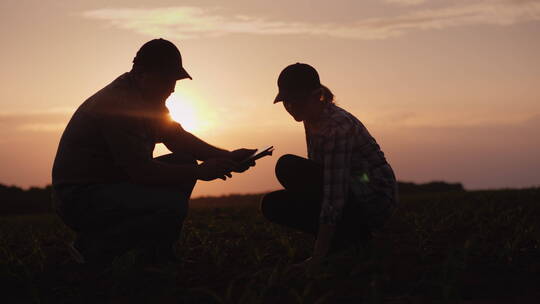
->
[292,256,325,277]
[313,224,336,258]
[291,225,336,277]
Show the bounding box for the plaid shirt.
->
[305,103,398,227]
[52,72,185,186]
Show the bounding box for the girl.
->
[261,63,398,272]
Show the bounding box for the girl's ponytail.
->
[320,85,335,104]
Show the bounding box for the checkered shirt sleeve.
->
[319,126,354,225]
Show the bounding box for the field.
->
[1,188,540,303]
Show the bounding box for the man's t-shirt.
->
[52,72,185,186]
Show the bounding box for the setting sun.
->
[166,92,200,133]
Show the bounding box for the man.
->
[52,38,255,265]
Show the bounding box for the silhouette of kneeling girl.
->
[261,63,398,272]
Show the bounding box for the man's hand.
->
[196,158,239,181]
[229,148,257,173]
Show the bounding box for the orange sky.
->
[1,0,539,196]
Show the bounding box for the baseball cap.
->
[133,38,192,80]
[273,63,321,103]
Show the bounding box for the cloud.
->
[82,0,540,40]
[0,108,72,135]
[384,0,427,6]
[17,123,66,132]
[0,107,74,117]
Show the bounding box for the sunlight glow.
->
[166,92,200,133]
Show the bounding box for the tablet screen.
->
[242,146,274,164]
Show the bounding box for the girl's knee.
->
[275,154,299,181]
[260,192,281,221]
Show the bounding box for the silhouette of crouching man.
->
[51,39,256,265]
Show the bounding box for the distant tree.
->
[397,181,465,194]
[0,184,52,215]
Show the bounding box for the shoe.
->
[69,241,86,264]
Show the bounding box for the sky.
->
[1,0,539,196]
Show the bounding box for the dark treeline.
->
[0,181,464,216]
[0,184,54,215]
[397,181,465,194]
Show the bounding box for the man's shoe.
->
[69,234,116,266]
[154,243,181,264]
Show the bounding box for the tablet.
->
[241,146,274,164]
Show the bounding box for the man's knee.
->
[171,153,197,187]
[155,153,197,166]
[161,198,189,220]
[158,208,187,223]
[155,153,198,189]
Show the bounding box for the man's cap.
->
[274,63,321,103]
[133,38,192,80]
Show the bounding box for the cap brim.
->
[273,92,283,104]
[176,67,192,80]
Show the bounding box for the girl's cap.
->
[274,63,321,103]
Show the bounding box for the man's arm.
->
[159,117,256,171]
[98,109,238,185]
[161,124,257,169]
[163,130,230,161]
